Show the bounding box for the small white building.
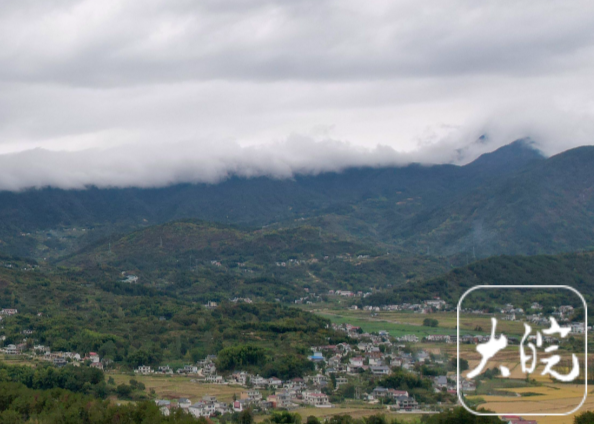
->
[135,365,154,375]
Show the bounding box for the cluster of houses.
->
[494,304,589,335]
[428,375,475,394]
[156,380,333,416]
[2,343,27,355]
[136,356,219,380]
[147,339,441,416]
[137,364,223,380]
[1,262,37,271]
[458,302,589,337]
[307,339,454,396]
[0,342,108,370]
[39,348,105,369]
[377,299,448,314]
[314,321,479,400]
[294,292,323,305]
[275,259,305,267]
[229,297,253,304]
[155,395,230,417]
[330,322,452,347]
[368,387,419,410]
[328,290,373,298]
[331,323,381,340]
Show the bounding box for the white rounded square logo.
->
[457,285,588,417]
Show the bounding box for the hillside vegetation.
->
[1,139,570,260]
[57,220,449,301]
[365,251,594,313]
[0,260,336,378]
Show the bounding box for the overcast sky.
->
[1,0,594,190]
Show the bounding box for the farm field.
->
[469,384,591,424]
[0,355,36,367]
[109,373,247,402]
[311,309,535,339]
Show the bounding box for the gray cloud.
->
[2,0,594,85]
[0,0,593,190]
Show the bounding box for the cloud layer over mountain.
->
[1,0,594,190]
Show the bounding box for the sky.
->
[1,0,594,190]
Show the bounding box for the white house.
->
[303,392,330,407]
[135,365,154,375]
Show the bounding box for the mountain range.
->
[1,139,593,263]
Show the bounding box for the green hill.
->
[58,219,449,302]
[366,250,594,312]
[2,140,594,265]
[0,261,338,378]
[394,146,594,257]
[0,139,549,260]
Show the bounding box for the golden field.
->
[469,384,591,424]
[110,373,245,402]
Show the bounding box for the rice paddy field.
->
[469,384,592,424]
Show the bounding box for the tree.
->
[0,410,22,424]
[116,384,133,398]
[450,357,468,372]
[99,340,118,360]
[239,410,254,424]
[364,416,387,424]
[423,318,438,328]
[216,345,267,371]
[575,411,594,424]
[459,358,469,372]
[267,411,301,424]
[379,369,431,390]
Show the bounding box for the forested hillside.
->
[0,261,337,378]
[364,250,594,312]
[56,220,448,300]
[0,140,554,260]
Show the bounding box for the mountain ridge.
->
[1,140,592,260]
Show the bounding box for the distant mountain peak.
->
[464,138,545,173]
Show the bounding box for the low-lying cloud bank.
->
[2,100,594,192]
[0,125,578,191]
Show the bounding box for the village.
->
[135,332,454,418]
[0,307,467,420]
[0,298,586,424]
